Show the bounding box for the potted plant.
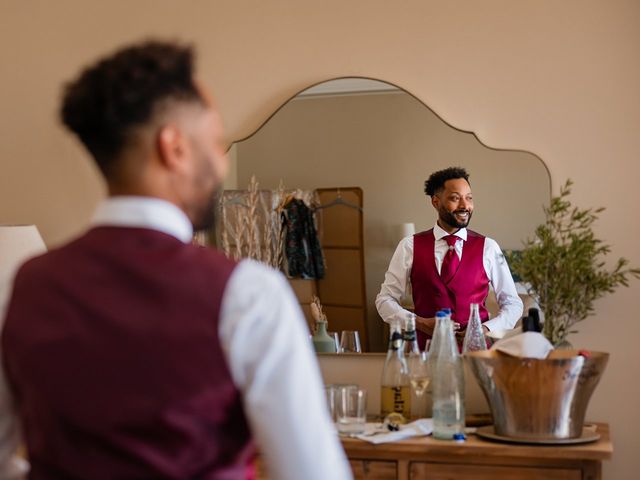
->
[506,179,640,347]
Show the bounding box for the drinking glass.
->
[327,331,340,352]
[339,331,362,353]
[407,351,430,397]
[324,385,337,422]
[336,386,367,435]
[325,384,357,423]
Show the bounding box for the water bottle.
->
[431,313,465,439]
[462,303,487,353]
[427,311,447,374]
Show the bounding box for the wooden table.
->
[341,423,612,480]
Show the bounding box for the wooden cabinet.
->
[341,423,611,480]
[349,460,397,479]
[288,187,369,349]
[256,424,610,479]
[409,463,582,480]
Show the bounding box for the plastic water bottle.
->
[427,311,447,357]
[431,312,465,439]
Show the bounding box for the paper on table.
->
[355,419,433,444]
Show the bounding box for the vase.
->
[312,321,337,353]
[466,349,608,440]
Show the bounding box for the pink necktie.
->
[440,235,460,283]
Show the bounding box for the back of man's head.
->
[60,40,204,179]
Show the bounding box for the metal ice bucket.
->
[466,349,608,440]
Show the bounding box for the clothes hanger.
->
[222,196,249,208]
[315,188,363,211]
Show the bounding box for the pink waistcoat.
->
[2,227,254,480]
[411,229,490,349]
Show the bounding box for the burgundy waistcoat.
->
[2,227,254,480]
[411,229,490,349]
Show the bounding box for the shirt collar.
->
[91,196,194,243]
[433,222,467,241]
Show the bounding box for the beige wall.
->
[235,90,549,350]
[1,1,639,477]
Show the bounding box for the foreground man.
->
[1,41,351,479]
[376,167,522,349]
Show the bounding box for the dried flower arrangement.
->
[219,175,286,270]
[310,294,327,327]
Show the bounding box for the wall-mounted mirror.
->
[231,77,551,352]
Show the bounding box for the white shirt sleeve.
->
[219,260,352,480]
[375,236,416,327]
[482,238,523,331]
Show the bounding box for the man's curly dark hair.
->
[60,40,204,177]
[424,167,470,197]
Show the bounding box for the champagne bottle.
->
[381,322,411,419]
[431,313,465,439]
[462,303,487,353]
[403,314,421,355]
[528,307,542,332]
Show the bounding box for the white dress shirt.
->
[0,196,352,480]
[376,223,523,332]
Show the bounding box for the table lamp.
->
[0,225,47,322]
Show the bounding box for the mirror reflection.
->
[230,78,550,351]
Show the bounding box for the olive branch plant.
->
[506,180,640,346]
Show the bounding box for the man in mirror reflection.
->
[376,167,523,350]
[0,41,351,479]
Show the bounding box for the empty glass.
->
[325,384,357,423]
[324,385,337,422]
[339,331,362,353]
[326,331,340,352]
[336,386,367,435]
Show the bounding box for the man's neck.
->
[436,219,460,235]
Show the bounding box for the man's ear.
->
[431,194,439,209]
[157,124,190,172]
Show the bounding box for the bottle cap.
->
[453,433,466,441]
[435,311,447,318]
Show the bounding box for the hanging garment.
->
[282,199,325,279]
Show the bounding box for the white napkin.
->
[490,331,553,359]
[355,418,433,444]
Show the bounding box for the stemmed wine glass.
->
[407,351,430,397]
[327,331,340,352]
[339,331,362,353]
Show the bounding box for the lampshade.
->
[0,225,47,322]
[400,222,416,238]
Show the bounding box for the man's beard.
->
[439,206,472,230]
[192,186,221,232]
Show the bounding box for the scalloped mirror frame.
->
[229,77,551,351]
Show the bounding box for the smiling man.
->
[376,167,523,349]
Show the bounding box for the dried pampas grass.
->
[219,176,286,270]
